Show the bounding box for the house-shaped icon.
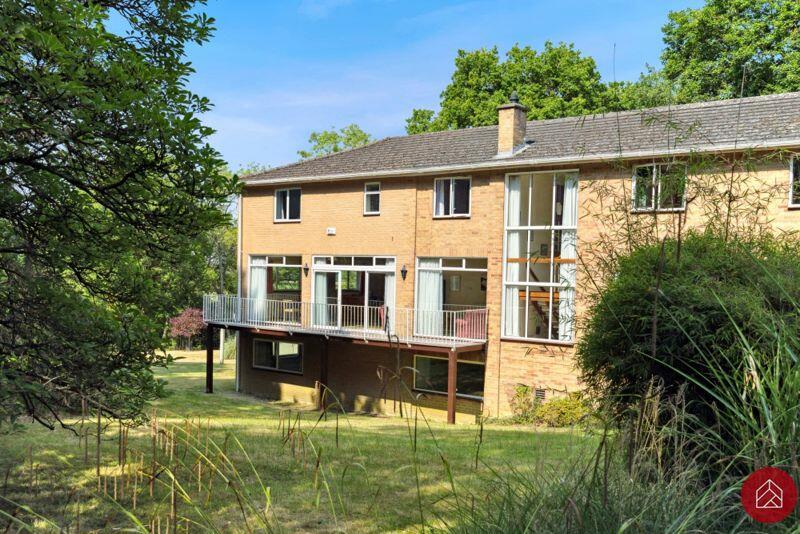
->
[756,478,783,509]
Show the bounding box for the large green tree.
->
[406,42,608,133]
[662,0,800,102]
[0,0,237,428]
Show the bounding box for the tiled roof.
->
[244,92,800,184]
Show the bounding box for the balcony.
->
[202,294,488,349]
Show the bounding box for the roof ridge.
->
[524,91,800,128]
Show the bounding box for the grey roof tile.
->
[244,92,800,183]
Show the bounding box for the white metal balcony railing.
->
[202,294,488,347]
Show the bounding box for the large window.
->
[412,355,485,399]
[364,182,380,215]
[791,157,800,207]
[311,256,396,331]
[275,188,301,221]
[632,164,686,211]
[503,172,578,342]
[248,256,302,322]
[253,339,303,373]
[415,257,487,339]
[434,177,471,217]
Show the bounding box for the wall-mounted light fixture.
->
[400,264,408,280]
[303,263,309,276]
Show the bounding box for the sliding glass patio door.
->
[313,271,339,328]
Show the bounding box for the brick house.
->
[203,91,800,423]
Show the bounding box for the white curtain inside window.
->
[504,176,522,337]
[249,264,266,321]
[313,271,330,326]
[415,259,443,336]
[558,174,578,341]
[435,180,448,216]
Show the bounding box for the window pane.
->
[435,179,450,216]
[267,256,284,264]
[288,189,301,219]
[275,341,302,373]
[251,256,267,267]
[285,255,302,266]
[507,174,531,226]
[794,158,800,205]
[334,256,353,265]
[526,287,551,339]
[275,190,287,219]
[354,257,372,266]
[530,174,554,226]
[270,267,301,292]
[314,256,331,265]
[634,167,654,209]
[374,257,388,265]
[457,362,485,397]
[442,258,463,268]
[453,178,470,214]
[365,183,380,192]
[253,341,276,369]
[503,286,525,337]
[415,357,447,392]
[658,165,686,209]
[465,258,488,270]
[366,193,380,213]
[527,229,553,283]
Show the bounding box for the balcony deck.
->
[202,294,488,350]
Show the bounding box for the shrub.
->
[510,386,590,427]
[223,334,237,360]
[576,230,800,425]
[533,393,590,427]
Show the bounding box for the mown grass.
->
[0,350,592,532]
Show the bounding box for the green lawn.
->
[0,351,591,533]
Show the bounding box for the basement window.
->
[364,182,380,215]
[434,177,471,217]
[253,339,303,374]
[632,164,686,212]
[275,188,301,221]
[412,355,485,399]
[791,156,800,208]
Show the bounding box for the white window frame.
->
[413,257,488,325]
[412,354,485,400]
[500,170,579,344]
[433,176,471,218]
[252,338,303,374]
[790,156,800,208]
[274,187,301,222]
[364,182,381,215]
[248,255,302,298]
[631,164,687,213]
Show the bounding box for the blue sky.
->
[187,0,703,170]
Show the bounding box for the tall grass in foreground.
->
[446,295,800,532]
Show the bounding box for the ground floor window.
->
[412,355,484,399]
[252,338,303,374]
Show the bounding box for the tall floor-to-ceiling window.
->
[503,171,578,342]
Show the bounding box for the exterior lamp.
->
[400,264,408,280]
[303,263,309,276]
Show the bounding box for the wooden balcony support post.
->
[205,324,214,394]
[318,338,329,411]
[447,349,457,424]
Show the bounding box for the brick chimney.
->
[497,91,528,155]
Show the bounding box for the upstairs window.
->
[434,177,471,217]
[632,164,686,212]
[791,156,800,207]
[275,188,301,221]
[364,182,380,215]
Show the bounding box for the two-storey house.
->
[203,91,800,422]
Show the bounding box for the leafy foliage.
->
[169,308,205,341]
[662,0,800,103]
[0,0,237,427]
[297,124,373,159]
[407,42,608,132]
[576,231,800,423]
[510,386,590,427]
